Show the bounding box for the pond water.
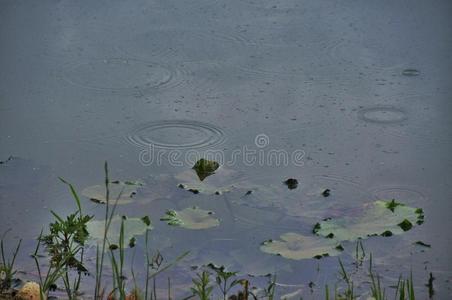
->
[1,0,451,298]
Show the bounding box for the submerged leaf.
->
[260,232,343,260]
[82,180,143,205]
[313,200,424,241]
[87,215,152,245]
[192,159,220,181]
[160,207,220,230]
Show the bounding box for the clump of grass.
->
[41,178,92,299]
[0,232,21,292]
[32,229,67,300]
[31,177,93,300]
[394,272,415,300]
[369,254,386,300]
[337,258,355,299]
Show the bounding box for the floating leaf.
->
[160,207,220,230]
[321,189,330,197]
[176,167,238,195]
[192,159,220,181]
[313,200,424,241]
[414,241,431,248]
[111,180,144,186]
[82,180,143,205]
[141,216,151,226]
[283,178,298,190]
[260,232,343,260]
[87,215,152,245]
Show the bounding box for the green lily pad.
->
[260,232,343,260]
[81,180,143,205]
[192,159,220,181]
[176,166,238,195]
[313,200,424,241]
[160,207,220,230]
[87,215,152,245]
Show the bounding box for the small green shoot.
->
[191,271,213,300]
[208,264,241,300]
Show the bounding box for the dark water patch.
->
[125,120,225,149]
[185,238,292,277]
[358,106,407,124]
[227,202,296,230]
[121,29,180,61]
[0,158,54,239]
[237,60,305,78]
[380,97,452,144]
[192,28,259,47]
[123,28,259,62]
[327,39,405,72]
[242,0,305,11]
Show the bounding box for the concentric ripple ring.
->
[126,120,225,149]
[358,106,407,124]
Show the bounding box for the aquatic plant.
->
[0,233,21,292]
[313,200,424,241]
[1,163,429,300]
[176,165,239,195]
[34,178,93,299]
[207,264,241,300]
[87,215,152,244]
[108,217,127,300]
[160,207,220,230]
[94,161,119,299]
[190,271,214,300]
[192,158,220,181]
[260,232,343,260]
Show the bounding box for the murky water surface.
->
[1,0,451,298]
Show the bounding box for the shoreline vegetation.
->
[0,162,429,300]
